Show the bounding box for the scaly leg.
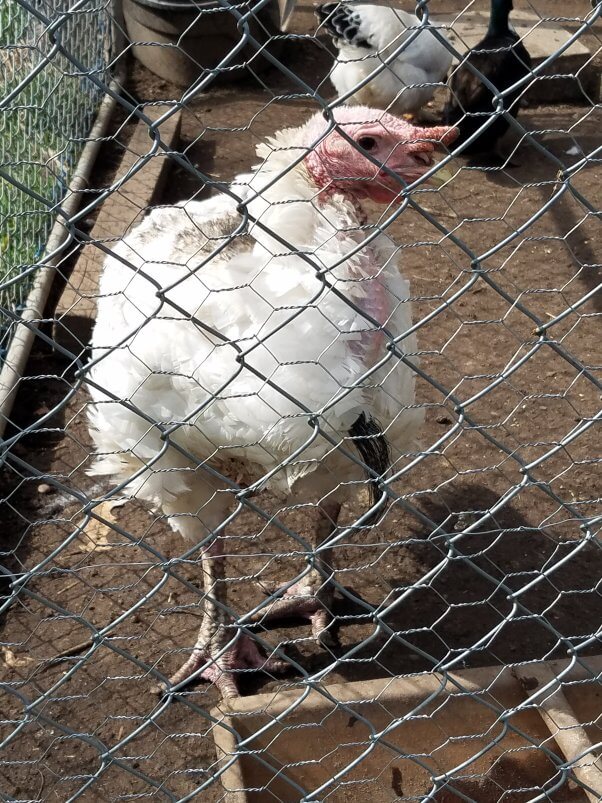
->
[250,500,342,646]
[158,538,288,698]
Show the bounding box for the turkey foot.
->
[251,574,337,648]
[250,500,342,647]
[153,535,288,697]
[154,626,288,698]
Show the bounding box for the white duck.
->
[86,107,457,697]
[317,3,453,116]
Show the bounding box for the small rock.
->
[37,483,52,495]
[435,414,452,425]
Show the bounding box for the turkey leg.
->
[158,537,287,697]
[250,500,342,646]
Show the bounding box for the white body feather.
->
[328,5,453,114]
[87,138,422,538]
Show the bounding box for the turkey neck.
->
[316,184,369,226]
[250,161,389,366]
[488,0,513,37]
[247,160,370,252]
[313,180,388,365]
[294,158,369,225]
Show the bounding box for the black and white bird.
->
[443,0,532,154]
[316,3,453,117]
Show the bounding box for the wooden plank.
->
[53,104,182,355]
[515,664,602,803]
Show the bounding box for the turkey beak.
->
[411,124,459,186]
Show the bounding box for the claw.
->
[250,579,338,648]
[153,632,289,698]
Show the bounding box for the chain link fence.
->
[1,0,601,800]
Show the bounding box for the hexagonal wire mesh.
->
[0,0,112,361]
[0,0,601,801]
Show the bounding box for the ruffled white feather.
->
[87,121,423,532]
[327,5,453,114]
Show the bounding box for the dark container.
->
[122,0,282,87]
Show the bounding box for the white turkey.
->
[317,3,453,117]
[86,106,457,697]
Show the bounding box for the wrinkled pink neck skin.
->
[302,107,456,206]
[297,108,457,367]
[350,262,389,368]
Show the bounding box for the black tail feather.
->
[348,412,391,519]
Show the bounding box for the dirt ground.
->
[1,1,601,801]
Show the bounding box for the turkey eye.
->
[358,136,377,151]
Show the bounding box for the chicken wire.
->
[1,0,601,801]
[0,0,113,364]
